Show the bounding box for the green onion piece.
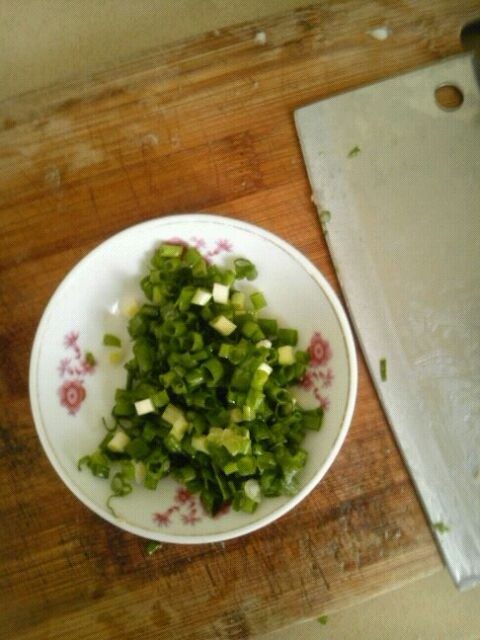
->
[158,243,183,257]
[185,368,205,389]
[258,318,278,336]
[347,145,361,158]
[203,358,224,387]
[85,351,97,366]
[230,291,245,310]
[103,333,122,347]
[218,343,231,359]
[151,389,169,408]
[210,315,236,336]
[250,291,267,310]
[146,540,162,555]
[125,438,150,460]
[241,321,265,342]
[303,408,324,431]
[237,456,256,476]
[133,338,155,373]
[223,461,238,475]
[234,258,258,280]
[277,328,298,346]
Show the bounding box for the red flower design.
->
[308,332,332,367]
[215,239,232,252]
[300,370,314,391]
[153,511,172,526]
[80,358,96,375]
[190,236,206,249]
[321,368,334,388]
[175,487,194,504]
[314,389,330,411]
[182,511,201,525]
[58,379,86,415]
[58,357,72,377]
[63,331,79,349]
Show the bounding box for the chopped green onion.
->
[210,315,236,336]
[85,351,97,366]
[134,398,155,416]
[80,243,325,517]
[212,283,230,304]
[107,430,130,452]
[234,258,257,280]
[347,145,361,158]
[258,318,278,336]
[162,404,184,425]
[250,291,267,310]
[278,345,295,365]
[146,540,162,555]
[103,333,122,347]
[191,288,212,306]
[151,389,169,408]
[158,243,183,258]
[230,291,245,310]
[277,328,298,346]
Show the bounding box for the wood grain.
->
[1,1,477,638]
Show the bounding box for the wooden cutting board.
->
[0,2,477,639]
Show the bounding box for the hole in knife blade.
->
[434,84,464,111]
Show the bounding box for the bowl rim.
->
[29,213,358,543]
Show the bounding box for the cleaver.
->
[295,53,480,589]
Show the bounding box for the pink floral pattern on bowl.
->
[153,487,231,527]
[300,331,334,410]
[57,331,96,415]
[167,236,233,262]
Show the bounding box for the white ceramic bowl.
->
[29,214,357,543]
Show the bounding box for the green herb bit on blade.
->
[380,358,387,381]
[319,210,331,236]
[433,521,450,533]
[347,145,361,158]
[317,615,328,625]
[79,242,324,518]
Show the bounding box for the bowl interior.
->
[30,214,357,542]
